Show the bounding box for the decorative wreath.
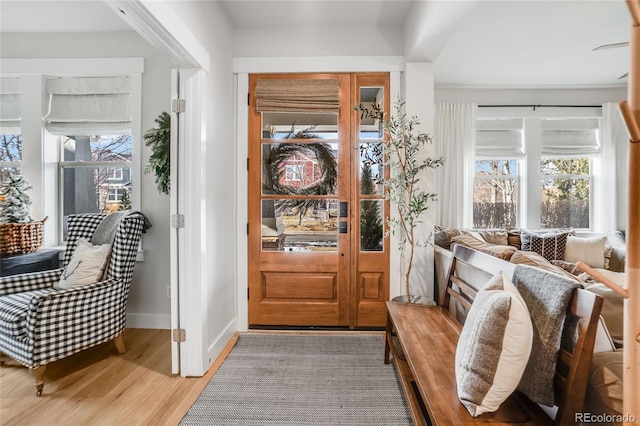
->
[263,126,337,196]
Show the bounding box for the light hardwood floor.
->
[0,328,237,426]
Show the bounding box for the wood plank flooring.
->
[0,328,235,426]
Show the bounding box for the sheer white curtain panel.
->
[602,102,630,231]
[434,102,477,229]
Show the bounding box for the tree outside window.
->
[0,133,22,181]
[540,158,590,229]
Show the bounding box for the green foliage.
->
[118,188,132,211]
[263,125,337,224]
[541,158,590,201]
[144,112,170,194]
[0,173,34,223]
[360,164,383,251]
[355,99,444,297]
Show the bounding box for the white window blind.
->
[541,118,600,155]
[476,118,524,157]
[0,77,21,130]
[43,76,132,135]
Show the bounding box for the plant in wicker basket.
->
[0,174,33,224]
[0,174,45,254]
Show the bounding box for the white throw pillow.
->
[455,272,533,417]
[55,238,111,290]
[564,235,607,268]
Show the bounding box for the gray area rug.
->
[180,333,412,425]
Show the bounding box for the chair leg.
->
[30,365,47,396]
[114,333,126,354]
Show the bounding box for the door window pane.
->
[262,142,338,196]
[262,199,338,252]
[360,199,383,251]
[473,160,518,228]
[261,112,338,140]
[359,143,384,196]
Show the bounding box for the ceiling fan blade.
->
[619,72,629,80]
[593,42,630,51]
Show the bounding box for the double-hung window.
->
[43,76,136,231]
[539,118,599,229]
[473,119,524,228]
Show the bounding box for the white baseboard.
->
[127,312,171,329]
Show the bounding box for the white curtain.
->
[601,103,630,231]
[434,102,477,228]
[43,76,132,135]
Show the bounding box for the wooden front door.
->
[248,73,390,328]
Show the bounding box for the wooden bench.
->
[385,245,604,426]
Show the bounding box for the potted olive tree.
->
[356,99,444,304]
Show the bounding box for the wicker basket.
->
[0,217,47,255]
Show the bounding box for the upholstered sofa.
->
[433,226,626,424]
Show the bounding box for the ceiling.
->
[0,0,632,88]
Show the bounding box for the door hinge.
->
[247,93,250,106]
[172,98,186,114]
[172,328,186,342]
[171,214,185,229]
[247,288,250,300]
[247,223,249,235]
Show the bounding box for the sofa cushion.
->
[507,229,521,249]
[434,226,462,250]
[455,271,533,416]
[451,235,517,261]
[510,250,583,283]
[520,230,571,261]
[0,288,56,339]
[580,269,625,345]
[476,229,509,246]
[608,247,626,273]
[585,350,623,423]
[564,235,610,269]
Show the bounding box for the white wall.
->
[1,31,174,328]
[233,25,403,57]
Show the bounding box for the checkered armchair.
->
[0,213,145,395]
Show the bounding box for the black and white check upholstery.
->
[0,213,145,373]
